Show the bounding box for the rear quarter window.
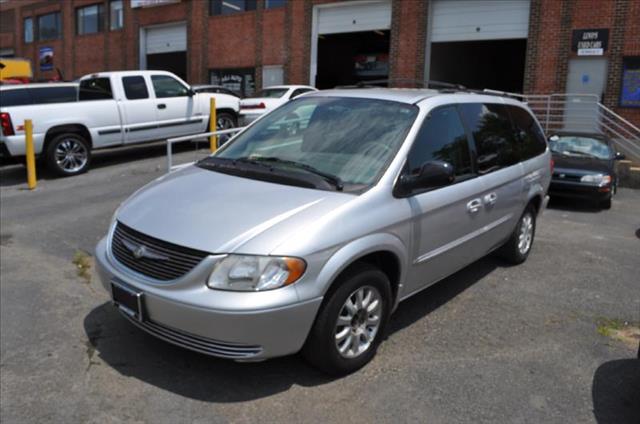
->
[459,103,519,174]
[507,106,547,160]
[0,89,33,107]
[79,77,113,101]
[29,86,77,104]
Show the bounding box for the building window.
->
[210,68,255,97]
[77,4,105,35]
[24,17,34,43]
[265,0,286,9]
[619,57,640,108]
[110,0,124,31]
[210,0,257,16]
[38,12,62,41]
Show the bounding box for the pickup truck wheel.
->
[45,133,91,177]
[215,112,237,146]
[302,263,391,375]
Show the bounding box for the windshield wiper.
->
[242,156,344,191]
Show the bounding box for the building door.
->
[427,0,530,92]
[141,23,187,81]
[310,0,392,88]
[563,57,608,131]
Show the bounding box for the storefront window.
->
[110,0,124,31]
[265,0,286,9]
[210,68,255,97]
[24,18,34,43]
[77,4,105,35]
[620,57,640,108]
[38,12,62,41]
[210,0,257,16]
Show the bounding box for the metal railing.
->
[485,90,640,163]
[166,127,246,173]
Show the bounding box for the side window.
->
[0,89,33,107]
[151,75,189,98]
[406,105,473,180]
[507,106,547,160]
[79,78,113,101]
[291,88,312,99]
[459,103,519,174]
[30,87,77,104]
[122,76,149,100]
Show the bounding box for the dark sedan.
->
[548,132,625,209]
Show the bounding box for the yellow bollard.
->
[24,119,37,190]
[209,98,217,153]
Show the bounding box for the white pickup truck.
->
[0,70,239,176]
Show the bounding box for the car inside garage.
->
[311,0,391,89]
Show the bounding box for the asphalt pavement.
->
[1,144,638,423]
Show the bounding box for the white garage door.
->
[144,23,186,54]
[430,0,530,42]
[316,0,391,35]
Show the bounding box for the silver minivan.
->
[95,89,551,375]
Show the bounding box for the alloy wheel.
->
[334,285,382,359]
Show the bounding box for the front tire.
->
[499,205,537,265]
[302,263,391,375]
[45,133,91,177]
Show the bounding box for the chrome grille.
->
[111,222,209,281]
[120,311,262,359]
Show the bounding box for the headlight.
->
[580,174,612,186]
[207,255,306,291]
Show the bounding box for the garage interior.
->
[429,39,527,93]
[146,51,187,81]
[315,30,390,89]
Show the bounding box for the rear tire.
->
[302,263,391,376]
[499,205,537,265]
[214,112,237,146]
[45,133,91,177]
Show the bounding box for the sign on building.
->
[571,29,609,56]
[39,46,53,71]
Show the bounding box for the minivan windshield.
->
[208,97,419,189]
[549,136,612,160]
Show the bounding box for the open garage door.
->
[141,22,187,81]
[427,0,530,92]
[311,0,391,88]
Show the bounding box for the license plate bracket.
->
[111,281,144,322]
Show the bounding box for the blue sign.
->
[620,57,640,108]
[39,46,54,71]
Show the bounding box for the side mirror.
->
[396,160,455,196]
[615,152,626,161]
[187,88,196,97]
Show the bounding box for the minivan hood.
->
[116,166,354,254]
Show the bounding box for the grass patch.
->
[72,250,93,283]
[596,317,640,349]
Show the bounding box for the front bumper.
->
[549,180,612,201]
[94,237,323,360]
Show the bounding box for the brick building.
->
[0,0,638,123]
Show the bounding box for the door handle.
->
[157,103,166,109]
[467,198,482,213]
[484,192,498,205]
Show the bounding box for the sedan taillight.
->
[0,112,14,136]
[241,102,266,110]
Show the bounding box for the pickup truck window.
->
[0,89,33,107]
[79,78,113,101]
[122,76,149,100]
[151,75,189,98]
